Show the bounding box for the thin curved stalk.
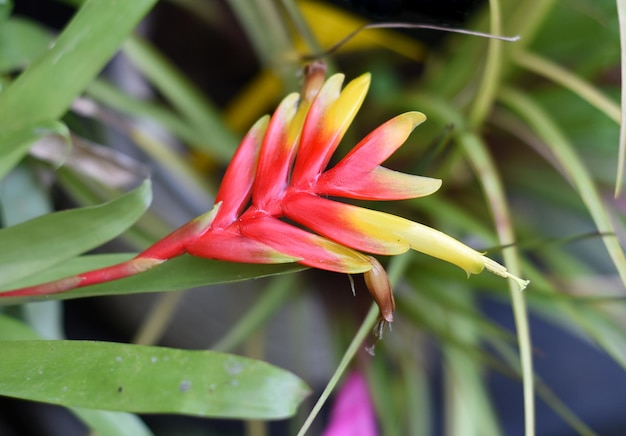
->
[133,291,185,345]
[513,49,620,123]
[507,0,558,50]
[296,302,379,436]
[408,93,535,436]
[123,36,238,163]
[211,274,299,352]
[296,253,412,435]
[457,130,535,436]
[616,0,626,196]
[469,0,503,128]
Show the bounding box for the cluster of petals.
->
[1,68,527,317]
[139,68,528,322]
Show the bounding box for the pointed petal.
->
[140,203,221,259]
[395,219,486,275]
[284,192,487,275]
[291,73,371,188]
[252,93,300,210]
[213,116,268,228]
[185,226,299,264]
[315,112,435,199]
[283,191,410,255]
[239,211,372,273]
[324,112,426,175]
[316,166,442,200]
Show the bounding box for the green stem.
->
[296,302,379,436]
[468,0,503,128]
[227,0,299,87]
[211,274,299,352]
[296,253,412,435]
[279,0,321,55]
[122,36,238,163]
[500,86,626,287]
[408,93,535,436]
[616,0,626,196]
[133,291,185,345]
[457,130,535,436]
[513,49,620,123]
[507,0,558,49]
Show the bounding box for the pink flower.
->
[323,372,378,436]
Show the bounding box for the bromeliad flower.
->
[1,65,528,323]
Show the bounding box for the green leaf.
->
[0,0,12,22]
[72,408,153,436]
[0,162,54,225]
[0,340,310,419]
[0,0,157,173]
[122,36,238,163]
[0,179,152,287]
[0,314,39,340]
[0,18,53,73]
[500,87,626,287]
[0,315,153,435]
[0,120,69,180]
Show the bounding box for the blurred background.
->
[1,0,625,435]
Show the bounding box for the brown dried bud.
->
[364,256,395,323]
[301,61,328,103]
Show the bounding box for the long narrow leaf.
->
[0,340,310,419]
[0,179,151,286]
[0,0,156,174]
[0,315,153,436]
[0,121,69,180]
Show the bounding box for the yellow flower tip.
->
[323,73,346,100]
[401,111,427,130]
[327,72,370,125]
[352,72,372,88]
[482,257,530,291]
[412,176,442,197]
[363,256,395,323]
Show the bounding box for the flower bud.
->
[364,256,395,322]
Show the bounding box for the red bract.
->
[1,69,528,323]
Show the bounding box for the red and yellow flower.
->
[2,66,528,323]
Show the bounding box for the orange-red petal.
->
[185,226,298,264]
[213,116,268,228]
[239,211,372,273]
[327,112,425,174]
[252,93,300,210]
[314,111,440,199]
[315,166,442,200]
[283,191,410,255]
